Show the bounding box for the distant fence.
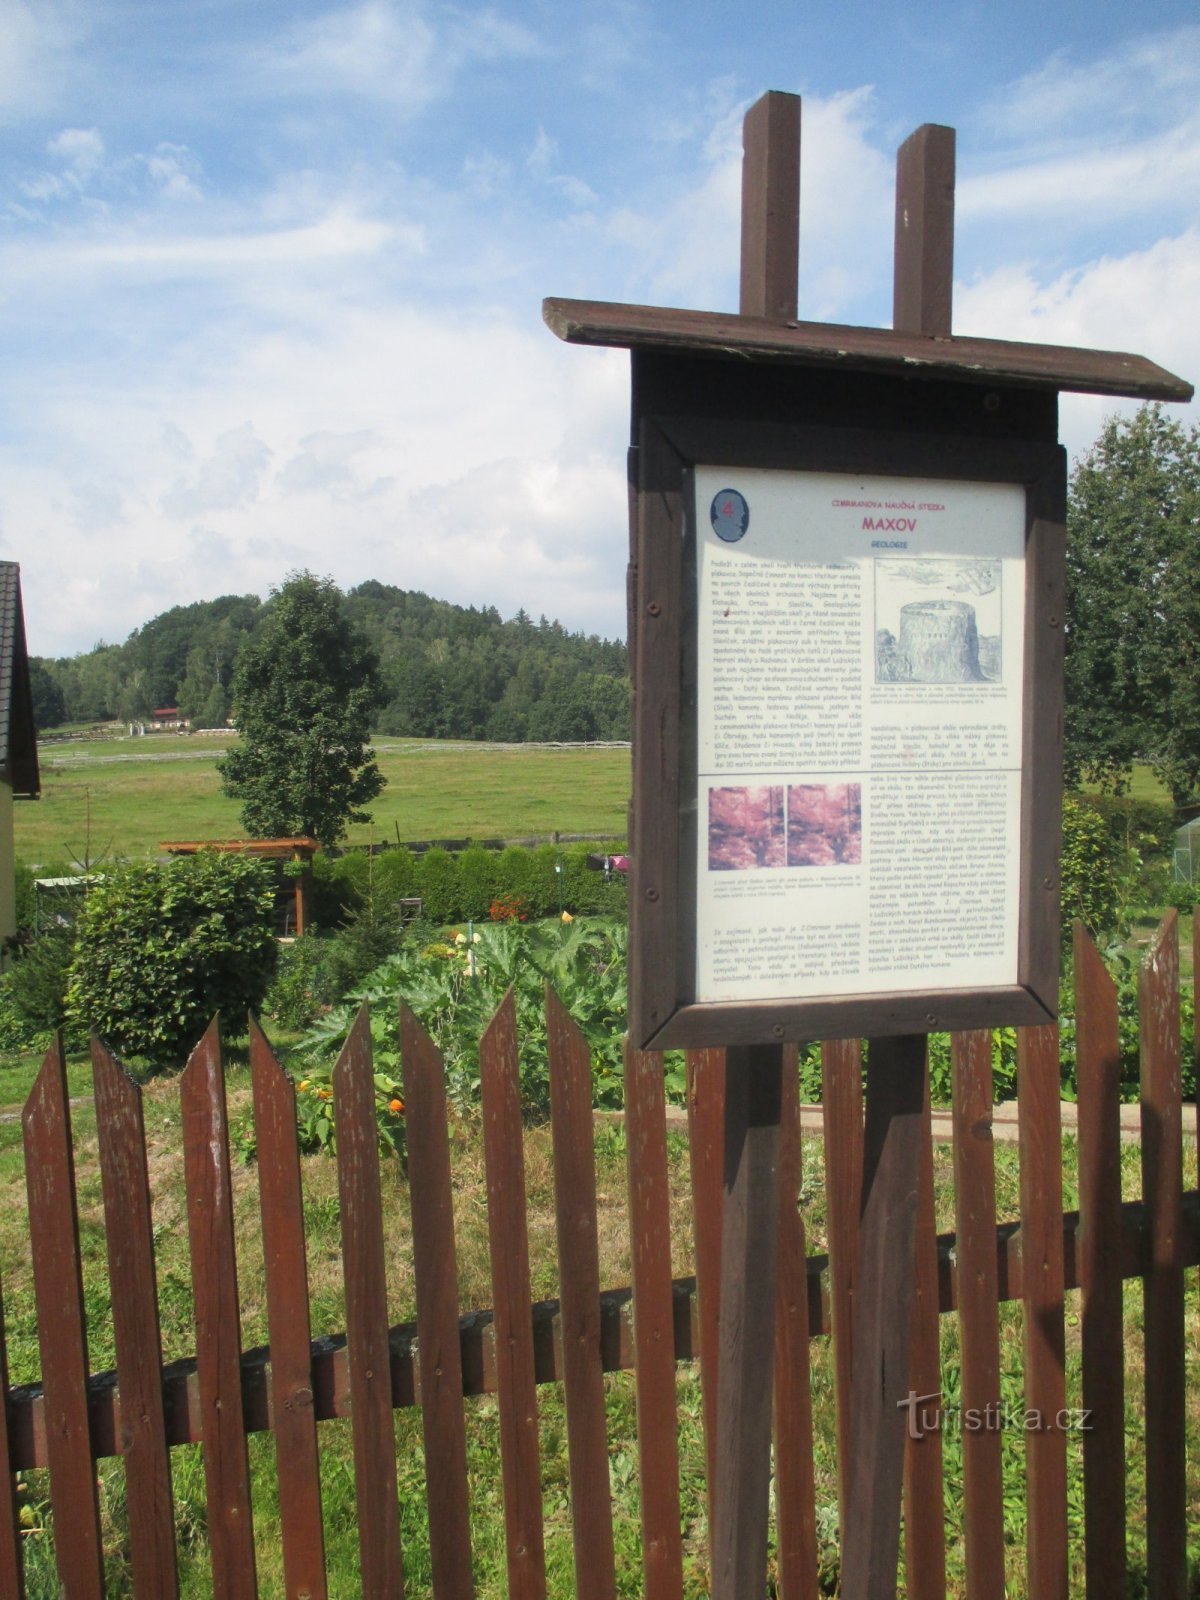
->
[2,916,1198,1596]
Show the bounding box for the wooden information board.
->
[546,92,1191,1600]
[628,423,1065,1049]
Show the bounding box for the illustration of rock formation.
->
[897,598,984,683]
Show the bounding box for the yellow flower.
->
[299,1080,310,1092]
[454,932,468,946]
[561,910,573,923]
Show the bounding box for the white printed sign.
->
[694,465,1026,1003]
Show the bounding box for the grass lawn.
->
[0,1040,1195,1596]
[21,735,631,868]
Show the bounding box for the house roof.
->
[0,564,39,798]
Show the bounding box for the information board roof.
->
[543,297,1192,402]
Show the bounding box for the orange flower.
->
[388,1097,404,1115]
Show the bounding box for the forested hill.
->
[30,581,631,743]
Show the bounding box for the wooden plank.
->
[0,1270,23,1599]
[333,1005,405,1600]
[739,91,800,324]
[773,1046,818,1600]
[400,1004,475,1599]
[951,1030,1005,1600]
[92,1039,179,1600]
[902,1060,945,1600]
[480,992,547,1600]
[545,986,616,1600]
[1138,912,1187,1600]
[628,417,687,1046]
[840,1035,925,1600]
[543,297,1193,401]
[1073,925,1126,1598]
[22,1038,105,1599]
[624,1041,684,1600]
[248,1019,327,1600]
[1016,1024,1067,1600]
[180,1020,258,1599]
[711,1044,781,1600]
[645,983,1054,1053]
[685,1047,724,1531]
[1019,517,1067,1007]
[821,1038,862,1516]
[893,124,955,338]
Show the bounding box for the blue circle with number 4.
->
[711,488,749,542]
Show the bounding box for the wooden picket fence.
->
[1,915,1198,1597]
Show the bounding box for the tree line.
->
[29,402,1200,801]
[29,581,631,744]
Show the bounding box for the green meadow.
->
[21,734,632,868]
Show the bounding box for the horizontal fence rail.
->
[1,917,1196,1596]
[6,1195,1199,1473]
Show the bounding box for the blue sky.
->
[4,1,1200,657]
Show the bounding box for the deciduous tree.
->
[220,571,386,846]
[1065,404,1200,801]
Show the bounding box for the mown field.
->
[21,734,631,868]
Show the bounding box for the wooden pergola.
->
[159,837,318,936]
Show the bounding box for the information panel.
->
[693,465,1026,1006]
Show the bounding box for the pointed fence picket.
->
[0,921,1198,1597]
[93,1037,179,1600]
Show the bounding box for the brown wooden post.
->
[710,91,798,1600]
[840,1037,926,1599]
[840,124,958,1600]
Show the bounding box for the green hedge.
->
[311,840,628,928]
[1071,791,1177,862]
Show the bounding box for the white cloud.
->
[260,0,545,113]
[162,424,273,518]
[14,130,207,214]
[3,299,631,656]
[0,2,81,120]
[280,430,390,498]
[140,144,203,203]
[48,125,104,173]
[959,117,1200,226]
[955,230,1200,459]
[266,0,439,107]
[981,26,1200,143]
[607,86,892,321]
[4,208,404,282]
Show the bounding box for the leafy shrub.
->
[416,848,461,923]
[372,846,418,910]
[4,929,79,1046]
[293,917,639,1117]
[309,850,360,927]
[311,839,629,927]
[456,846,496,920]
[261,935,340,1031]
[67,853,277,1067]
[1074,792,1177,862]
[1060,794,1127,940]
